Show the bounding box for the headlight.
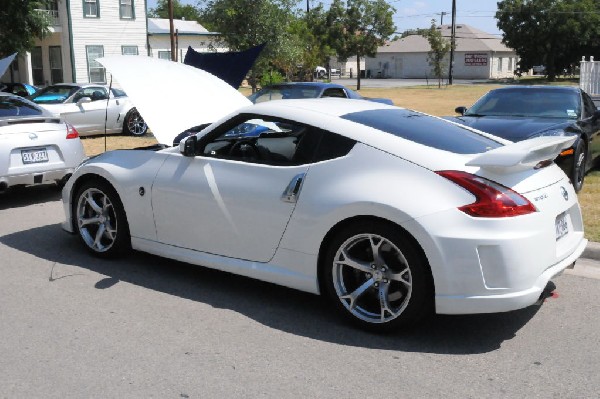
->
[535,129,569,137]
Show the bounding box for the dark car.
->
[447,86,600,191]
[0,82,39,97]
[248,82,394,105]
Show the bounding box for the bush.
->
[260,70,285,87]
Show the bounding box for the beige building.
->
[147,18,226,62]
[366,24,517,80]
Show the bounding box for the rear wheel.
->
[323,220,433,332]
[571,139,586,193]
[73,180,130,258]
[124,108,148,136]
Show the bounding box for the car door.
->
[151,115,316,263]
[60,86,112,135]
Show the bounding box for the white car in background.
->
[29,83,147,137]
[0,92,85,192]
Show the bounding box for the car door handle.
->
[281,173,305,203]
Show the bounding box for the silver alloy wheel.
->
[76,188,118,253]
[332,233,412,324]
[126,109,147,136]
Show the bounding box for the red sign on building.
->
[465,53,488,66]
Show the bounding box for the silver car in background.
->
[0,92,86,193]
[29,83,148,137]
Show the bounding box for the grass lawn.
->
[80,82,599,241]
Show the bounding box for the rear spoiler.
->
[466,136,577,172]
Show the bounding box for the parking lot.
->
[1,184,600,398]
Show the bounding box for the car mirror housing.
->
[455,106,467,115]
[76,97,92,105]
[180,135,197,157]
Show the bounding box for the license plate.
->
[555,212,569,241]
[21,148,49,164]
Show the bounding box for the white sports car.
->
[61,57,587,331]
[29,83,147,137]
[1,92,85,192]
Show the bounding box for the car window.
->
[0,96,44,117]
[581,92,597,118]
[342,109,502,154]
[466,88,581,119]
[30,86,78,104]
[249,86,320,103]
[111,88,127,98]
[74,87,108,102]
[322,88,347,98]
[200,115,331,166]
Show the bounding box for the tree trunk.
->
[356,55,361,91]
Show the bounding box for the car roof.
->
[261,82,346,90]
[490,85,581,93]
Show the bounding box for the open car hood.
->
[98,56,252,145]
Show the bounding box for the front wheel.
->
[323,221,433,332]
[571,139,587,193]
[73,180,131,258]
[124,108,148,136]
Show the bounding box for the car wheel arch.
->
[316,215,434,298]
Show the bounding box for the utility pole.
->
[168,0,176,62]
[448,0,456,85]
[306,0,309,12]
[437,11,447,25]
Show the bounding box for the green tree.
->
[0,0,50,58]
[148,0,202,21]
[423,20,451,88]
[496,0,600,81]
[198,0,298,91]
[326,0,395,90]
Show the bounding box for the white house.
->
[147,18,226,62]
[366,24,517,80]
[2,0,147,86]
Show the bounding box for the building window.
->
[121,46,139,55]
[49,46,63,84]
[158,51,171,60]
[497,57,503,73]
[83,0,99,18]
[86,45,106,83]
[31,47,44,86]
[119,0,134,19]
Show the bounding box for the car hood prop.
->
[98,56,252,146]
[466,136,577,173]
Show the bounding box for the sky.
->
[146,0,503,35]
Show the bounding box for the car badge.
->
[560,186,568,201]
[29,133,38,140]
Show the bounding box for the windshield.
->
[30,86,78,104]
[249,86,320,103]
[465,88,581,119]
[0,96,44,117]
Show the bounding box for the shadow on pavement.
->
[1,223,542,355]
[0,184,62,210]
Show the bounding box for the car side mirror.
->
[76,97,92,105]
[455,106,467,115]
[179,135,197,157]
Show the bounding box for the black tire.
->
[124,108,148,136]
[73,180,131,258]
[322,220,433,332]
[571,138,586,193]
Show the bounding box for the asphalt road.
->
[1,185,599,398]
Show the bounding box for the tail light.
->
[436,170,536,217]
[66,123,79,139]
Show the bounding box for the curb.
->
[582,241,600,261]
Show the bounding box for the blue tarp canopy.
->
[0,53,17,79]
[183,44,265,89]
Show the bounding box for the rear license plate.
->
[21,148,49,164]
[555,212,569,241]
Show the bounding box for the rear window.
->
[341,109,502,154]
[0,96,44,117]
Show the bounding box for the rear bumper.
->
[435,237,587,314]
[0,167,74,188]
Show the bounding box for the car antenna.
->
[104,75,113,153]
